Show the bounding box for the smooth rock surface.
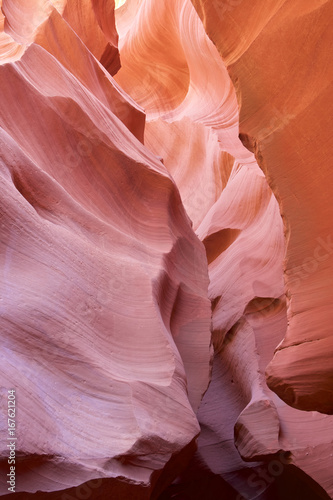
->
[0,1,212,495]
[1,0,332,499]
[115,0,333,497]
[190,0,333,416]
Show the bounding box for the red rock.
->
[0,1,212,495]
[191,0,333,416]
[116,0,333,496]
[1,0,333,498]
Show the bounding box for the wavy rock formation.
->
[0,0,332,499]
[190,0,333,416]
[115,0,333,497]
[0,1,212,496]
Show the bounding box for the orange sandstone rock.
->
[190,0,333,415]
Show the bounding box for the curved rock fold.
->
[0,0,332,499]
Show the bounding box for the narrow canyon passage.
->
[114,0,333,496]
[0,0,332,499]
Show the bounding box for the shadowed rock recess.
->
[0,0,332,499]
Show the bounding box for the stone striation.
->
[0,1,212,496]
[0,0,332,499]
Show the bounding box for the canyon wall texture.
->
[0,0,332,499]
[191,0,333,416]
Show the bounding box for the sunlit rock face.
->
[0,0,332,499]
[0,0,212,496]
[115,0,333,498]
[190,0,333,416]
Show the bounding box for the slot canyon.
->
[0,0,332,499]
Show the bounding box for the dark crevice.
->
[11,172,38,211]
[203,228,241,264]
